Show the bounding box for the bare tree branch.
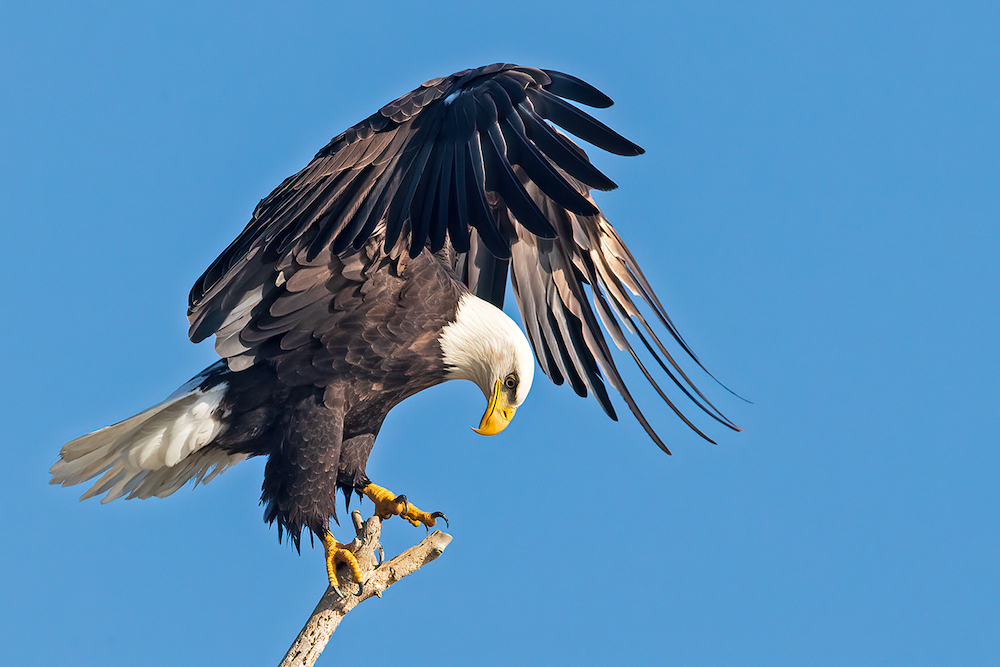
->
[278,510,452,667]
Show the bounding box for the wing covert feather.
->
[187,63,738,449]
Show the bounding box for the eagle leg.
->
[363,482,449,532]
[322,531,363,598]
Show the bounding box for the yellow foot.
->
[363,482,449,531]
[321,531,363,598]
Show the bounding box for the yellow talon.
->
[322,531,363,596]
[362,483,447,529]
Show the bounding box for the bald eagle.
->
[51,64,739,594]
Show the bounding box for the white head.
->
[438,293,535,435]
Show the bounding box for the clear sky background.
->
[3,3,997,665]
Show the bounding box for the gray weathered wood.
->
[278,511,452,667]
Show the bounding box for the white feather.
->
[50,375,241,503]
[439,293,535,405]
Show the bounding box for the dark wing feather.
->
[189,64,628,337]
[188,63,738,448]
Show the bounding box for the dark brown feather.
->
[184,64,738,545]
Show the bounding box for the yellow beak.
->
[472,379,517,436]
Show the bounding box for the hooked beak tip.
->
[472,379,516,436]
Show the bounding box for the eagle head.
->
[439,293,535,435]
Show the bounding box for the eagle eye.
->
[504,374,518,390]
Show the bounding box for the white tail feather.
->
[51,379,243,503]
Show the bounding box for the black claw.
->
[430,511,449,528]
[332,580,362,598]
[375,543,385,566]
[333,558,364,598]
[394,494,409,517]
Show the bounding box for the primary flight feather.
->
[52,64,739,594]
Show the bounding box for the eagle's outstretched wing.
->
[187,63,739,451]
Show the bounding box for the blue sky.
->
[3,2,998,665]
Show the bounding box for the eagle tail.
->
[50,366,244,503]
